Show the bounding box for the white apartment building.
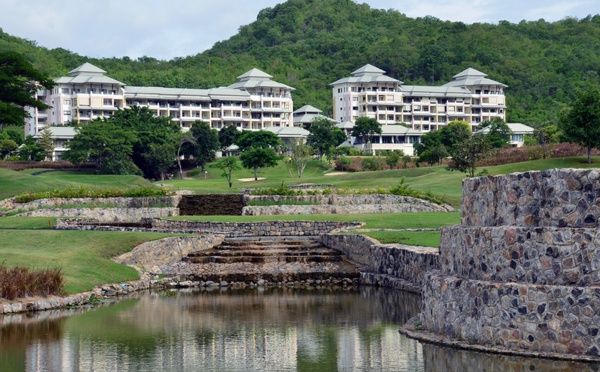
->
[26,63,294,135]
[331,64,507,132]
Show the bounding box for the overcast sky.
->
[0,0,597,60]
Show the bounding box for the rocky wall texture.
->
[56,218,363,237]
[244,194,453,216]
[462,168,600,228]
[417,169,600,359]
[17,207,179,222]
[6,196,180,212]
[321,234,439,293]
[114,235,224,270]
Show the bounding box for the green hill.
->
[0,0,599,125]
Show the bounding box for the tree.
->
[18,135,44,161]
[141,142,176,181]
[447,136,492,177]
[351,117,382,154]
[284,139,312,178]
[240,147,280,181]
[237,130,280,151]
[0,51,55,127]
[211,156,241,188]
[63,121,141,175]
[560,89,600,163]
[37,126,55,161]
[0,138,18,159]
[218,125,241,151]
[307,118,346,160]
[0,125,24,145]
[176,131,196,179]
[478,118,511,148]
[440,121,471,155]
[107,106,181,179]
[385,150,404,169]
[190,121,220,172]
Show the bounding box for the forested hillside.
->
[1,0,598,126]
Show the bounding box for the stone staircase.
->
[181,236,360,284]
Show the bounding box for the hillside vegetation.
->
[0,0,598,126]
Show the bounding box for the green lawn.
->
[0,168,155,201]
[0,229,173,294]
[362,231,441,247]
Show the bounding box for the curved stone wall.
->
[418,169,600,359]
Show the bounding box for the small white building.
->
[32,126,77,161]
[474,123,535,147]
[336,122,421,155]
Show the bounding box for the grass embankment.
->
[166,156,600,208]
[0,219,173,295]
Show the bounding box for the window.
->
[64,110,71,115]
[62,88,69,94]
[63,100,70,105]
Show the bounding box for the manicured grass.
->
[0,168,155,201]
[0,217,56,229]
[362,231,441,247]
[171,211,461,230]
[0,229,173,294]
[163,156,600,208]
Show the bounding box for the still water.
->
[1,287,599,372]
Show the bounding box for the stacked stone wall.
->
[321,234,439,293]
[56,218,363,237]
[18,207,178,222]
[8,196,180,211]
[418,169,600,359]
[244,194,453,216]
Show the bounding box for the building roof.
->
[401,85,472,98]
[124,86,251,101]
[228,68,295,91]
[330,64,402,86]
[294,105,322,115]
[293,113,332,126]
[33,126,77,139]
[68,62,107,76]
[263,126,310,138]
[443,67,507,88]
[56,62,125,86]
[474,123,534,135]
[336,122,420,135]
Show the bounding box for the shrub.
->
[361,157,383,171]
[15,185,172,203]
[250,182,304,196]
[0,264,64,300]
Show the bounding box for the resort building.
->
[331,64,507,131]
[292,105,335,129]
[25,63,295,136]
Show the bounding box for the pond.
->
[1,287,599,371]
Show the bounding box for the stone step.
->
[185,254,343,264]
[215,242,325,251]
[187,248,342,257]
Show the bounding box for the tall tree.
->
[447,136,492,177]
[108,106,181,179]
[190,121,220,172]
[237,130,280,151]
[218,125,241,151]
[211,156,241,188]
[37,126,55,161]
[560,89,600,164]
[63,121,140,175]
[478,118,511,148]
[351,117,382,154]
[0,51,54,127]
[284,139,312,178]
[240,147,280,181]
[307,118,346,160]
[176,131,196,178]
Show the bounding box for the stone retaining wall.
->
[18,207,179,222]
[321,234,439,293]
[179,194,244,215]
[114,235,224,270]
[418,169,600,359]
[7,196,180,212]
[56,217,363,237]
[462,168,600,228]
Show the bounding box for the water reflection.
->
[1,288,599,371]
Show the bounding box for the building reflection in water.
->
[2,287,599,371]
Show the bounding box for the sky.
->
[0,0,597,60]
